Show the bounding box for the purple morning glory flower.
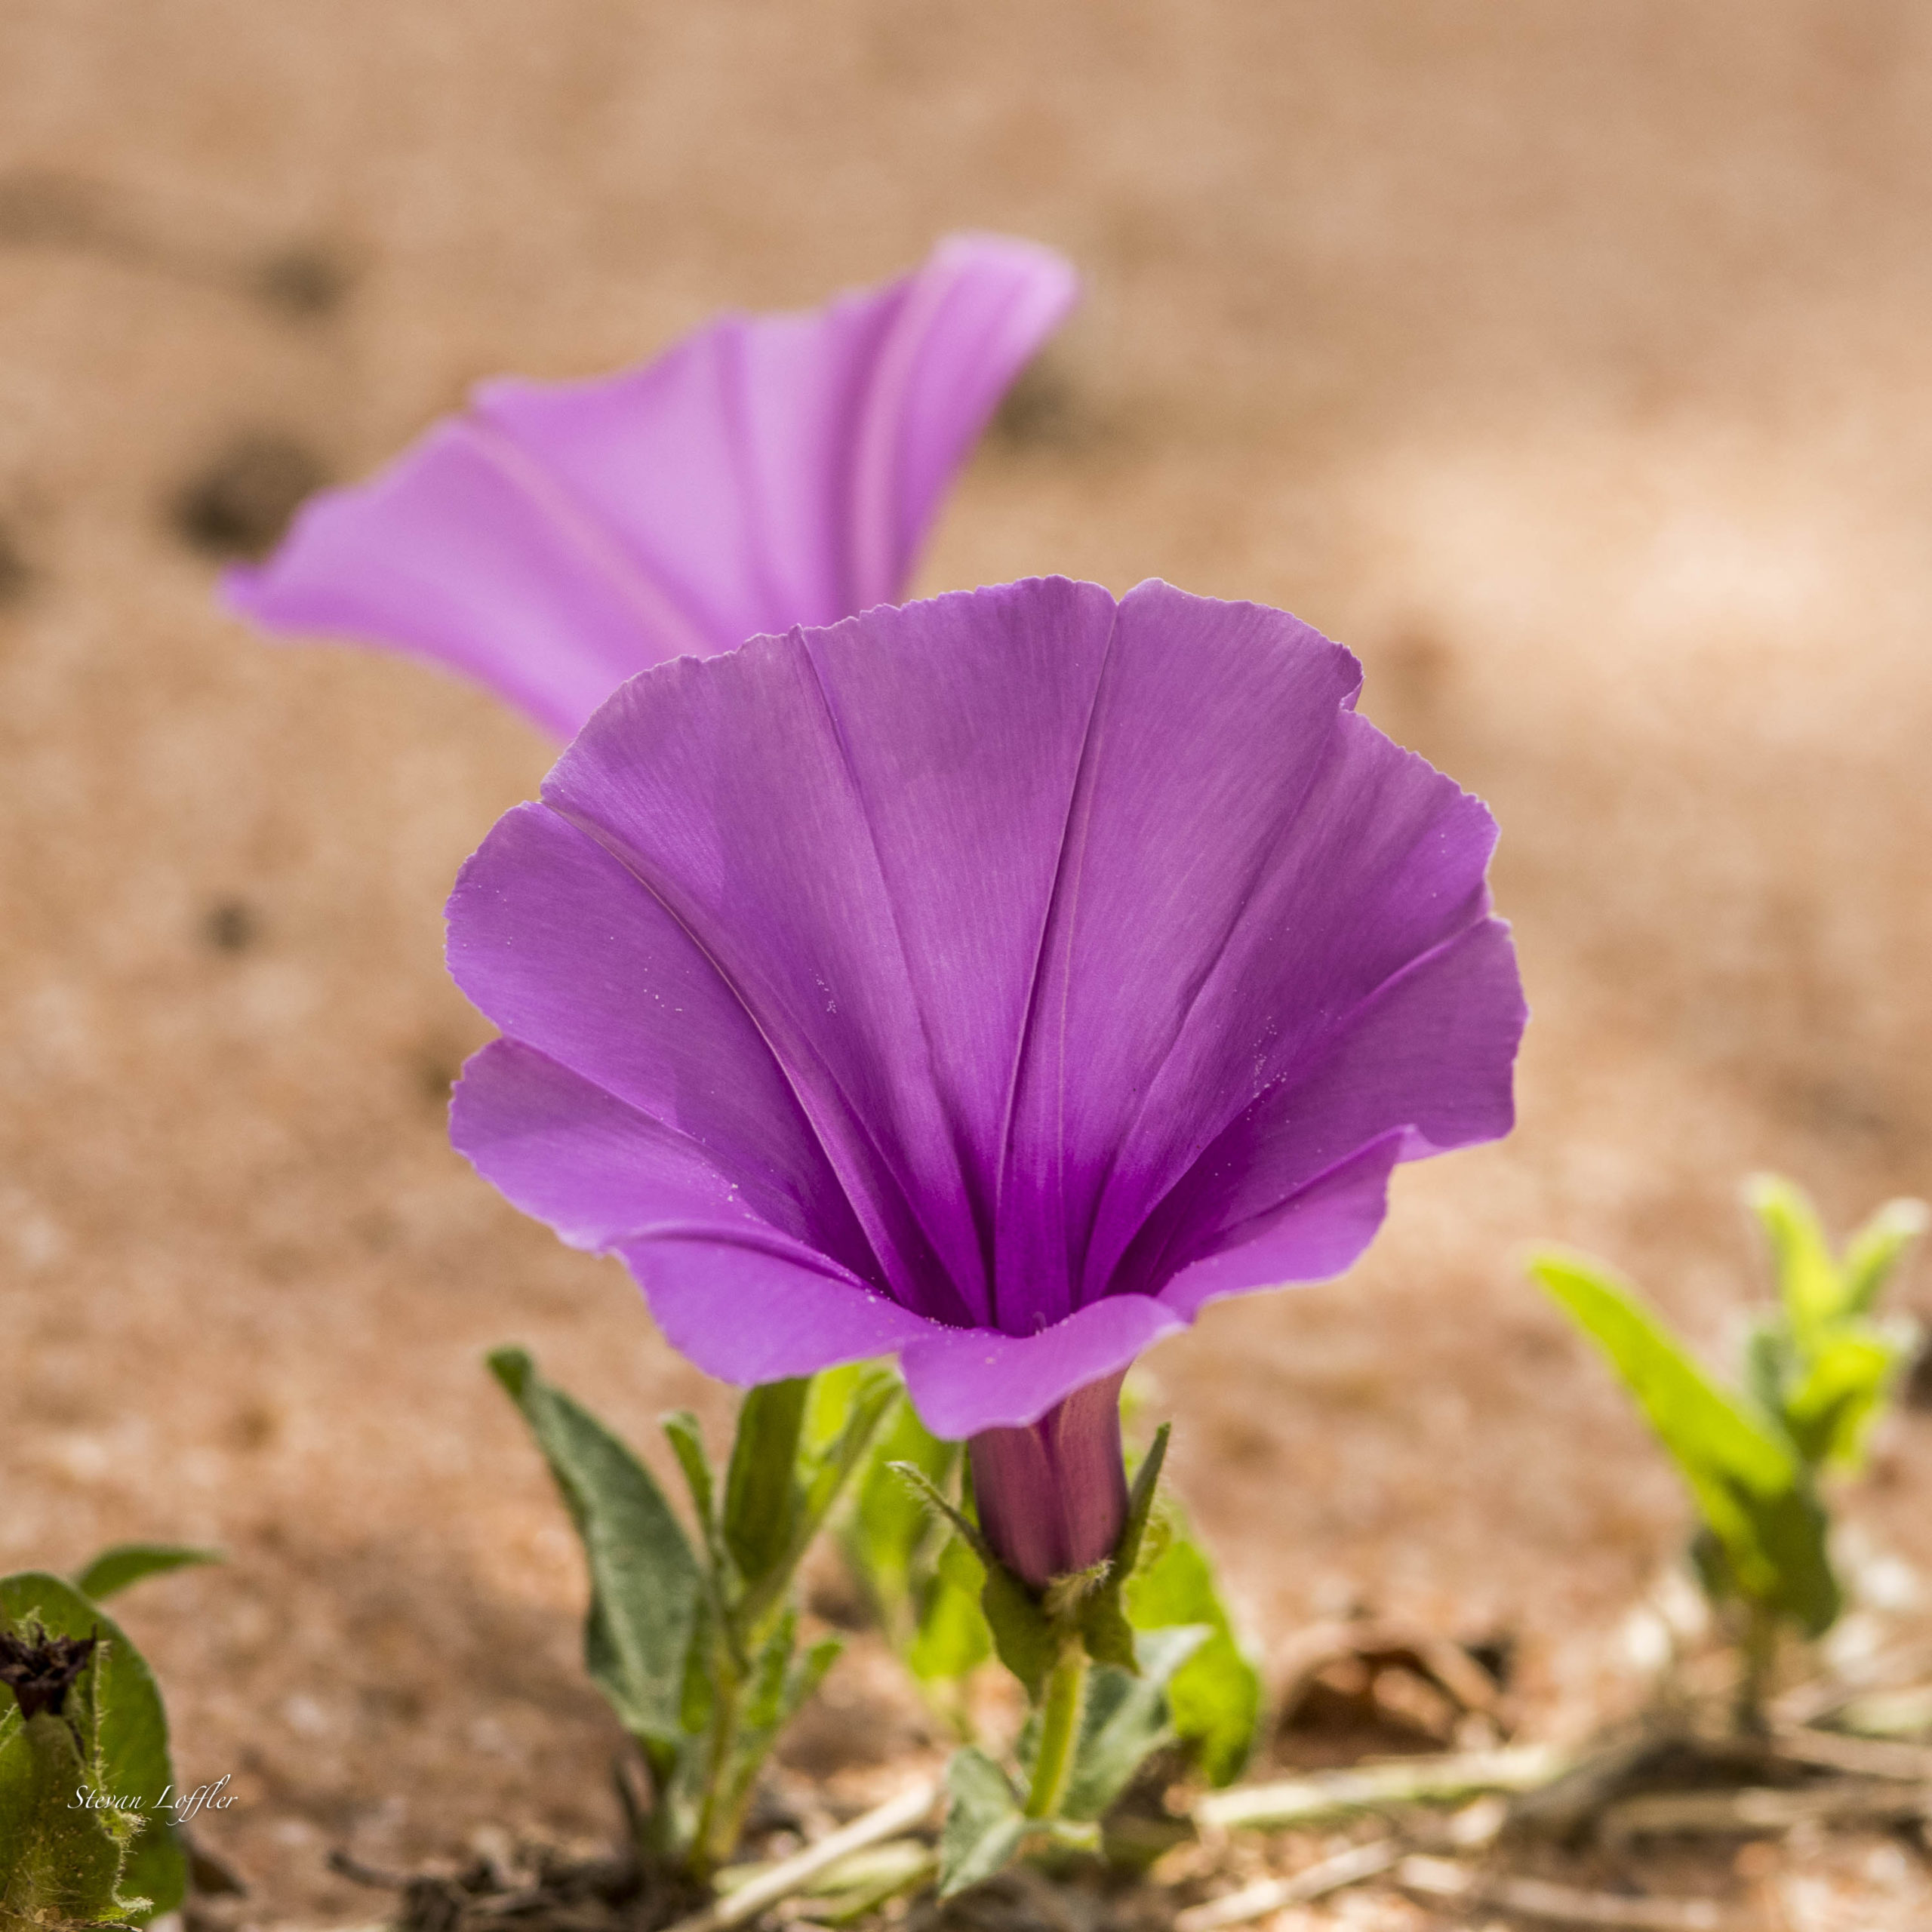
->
[446,577,1525,1579]
[223,235,1078,740]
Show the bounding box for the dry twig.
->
[1601,1777,1932,1843]
[1770,1724,1932,1783]
[666,1780,940,1932]
[1171,1838,1403,1931]
[1194,1743,1564,1834]
[1395,1855,1727,1930]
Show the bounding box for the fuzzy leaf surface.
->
[1125,1535,1260,1785]
[488,1349,700,1751]
[0,1709,142,1927]
[937,1747,1026,1897]
[1,1571,183,1922]
[909,1537,993,1683]
[1055,1625,1207,1822]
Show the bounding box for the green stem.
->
[690,1651,746,1879]
[1023,1646,1089,1822]
[1736,1601,1779,1736]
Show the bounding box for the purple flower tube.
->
[445,577,1526,1587]
[969,1371,1131,1589]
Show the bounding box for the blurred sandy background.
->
[3,2,1930,1920]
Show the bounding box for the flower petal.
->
[1152,1131,1407,1321]
[618,1232,942,1388]
[451,1038,785,1248]
[223,420,681,740]
[1134,916,1525,1312]
[452,1033,942,1387]
[996,581,1391,1324]
[900,1295,1186,1437]
[226,235,1077,739]
[542,580,1121,1327]
[446,800,878,1279]
[1070,683,1518,1303]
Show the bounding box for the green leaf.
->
[795,1367,902,1555]
[888,1460,992,1567]
[675,1598,715,1741]
[488,1349,700,1752]
[846,1397,954,1625]
[1531,1254,1838,1632]
[740,1607,803,1735]
[1783,1325,1911,1472]
[1839,1198,1930,1318]
[1078,1422,1170,1673]
[1748,1174,1845,1337]
[723,1378,810,1589]
[1,1571,184,1921]
[0,1709,143,1925]
[980,1564,1060,1703]
[783,1635,844,1726]
[801,1362,866,1454]
[1125,1536,1260,1786]
[908,1537,993,1684]
[661,1413,719,1543]
[1705,1477,1838,1635]
[1743,1319,1792,1433]
[74,1544,222,1603]
[1115,1423,1170,1579]
[937,1747,1027,1897]
[662,1411,737,1604]
[1059,1626,1209,1822]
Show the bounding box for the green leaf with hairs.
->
[909,1536,993,1683]
[937,1747,1026,1897]
[980,1564,1059,1703]
[795,1367,901,1555]
[1040,1626,1209,1823]
[488,1349,700,1754]
[846,1397,955,1626]
[1,1571,183,1923]
[1078,1423,1169,1673]
[0,1709,144,1926]
[1126,1534,1260,1786]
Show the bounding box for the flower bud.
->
[968,1370,1131,1589]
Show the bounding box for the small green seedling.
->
[1,1547,213,1929]
[488,1350,898,1881]
[1532,1175,1925,1727]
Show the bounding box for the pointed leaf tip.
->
[75,1544,223,1603]
[724,1378,810,1589]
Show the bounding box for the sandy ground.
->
[3,4,1932,1924]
